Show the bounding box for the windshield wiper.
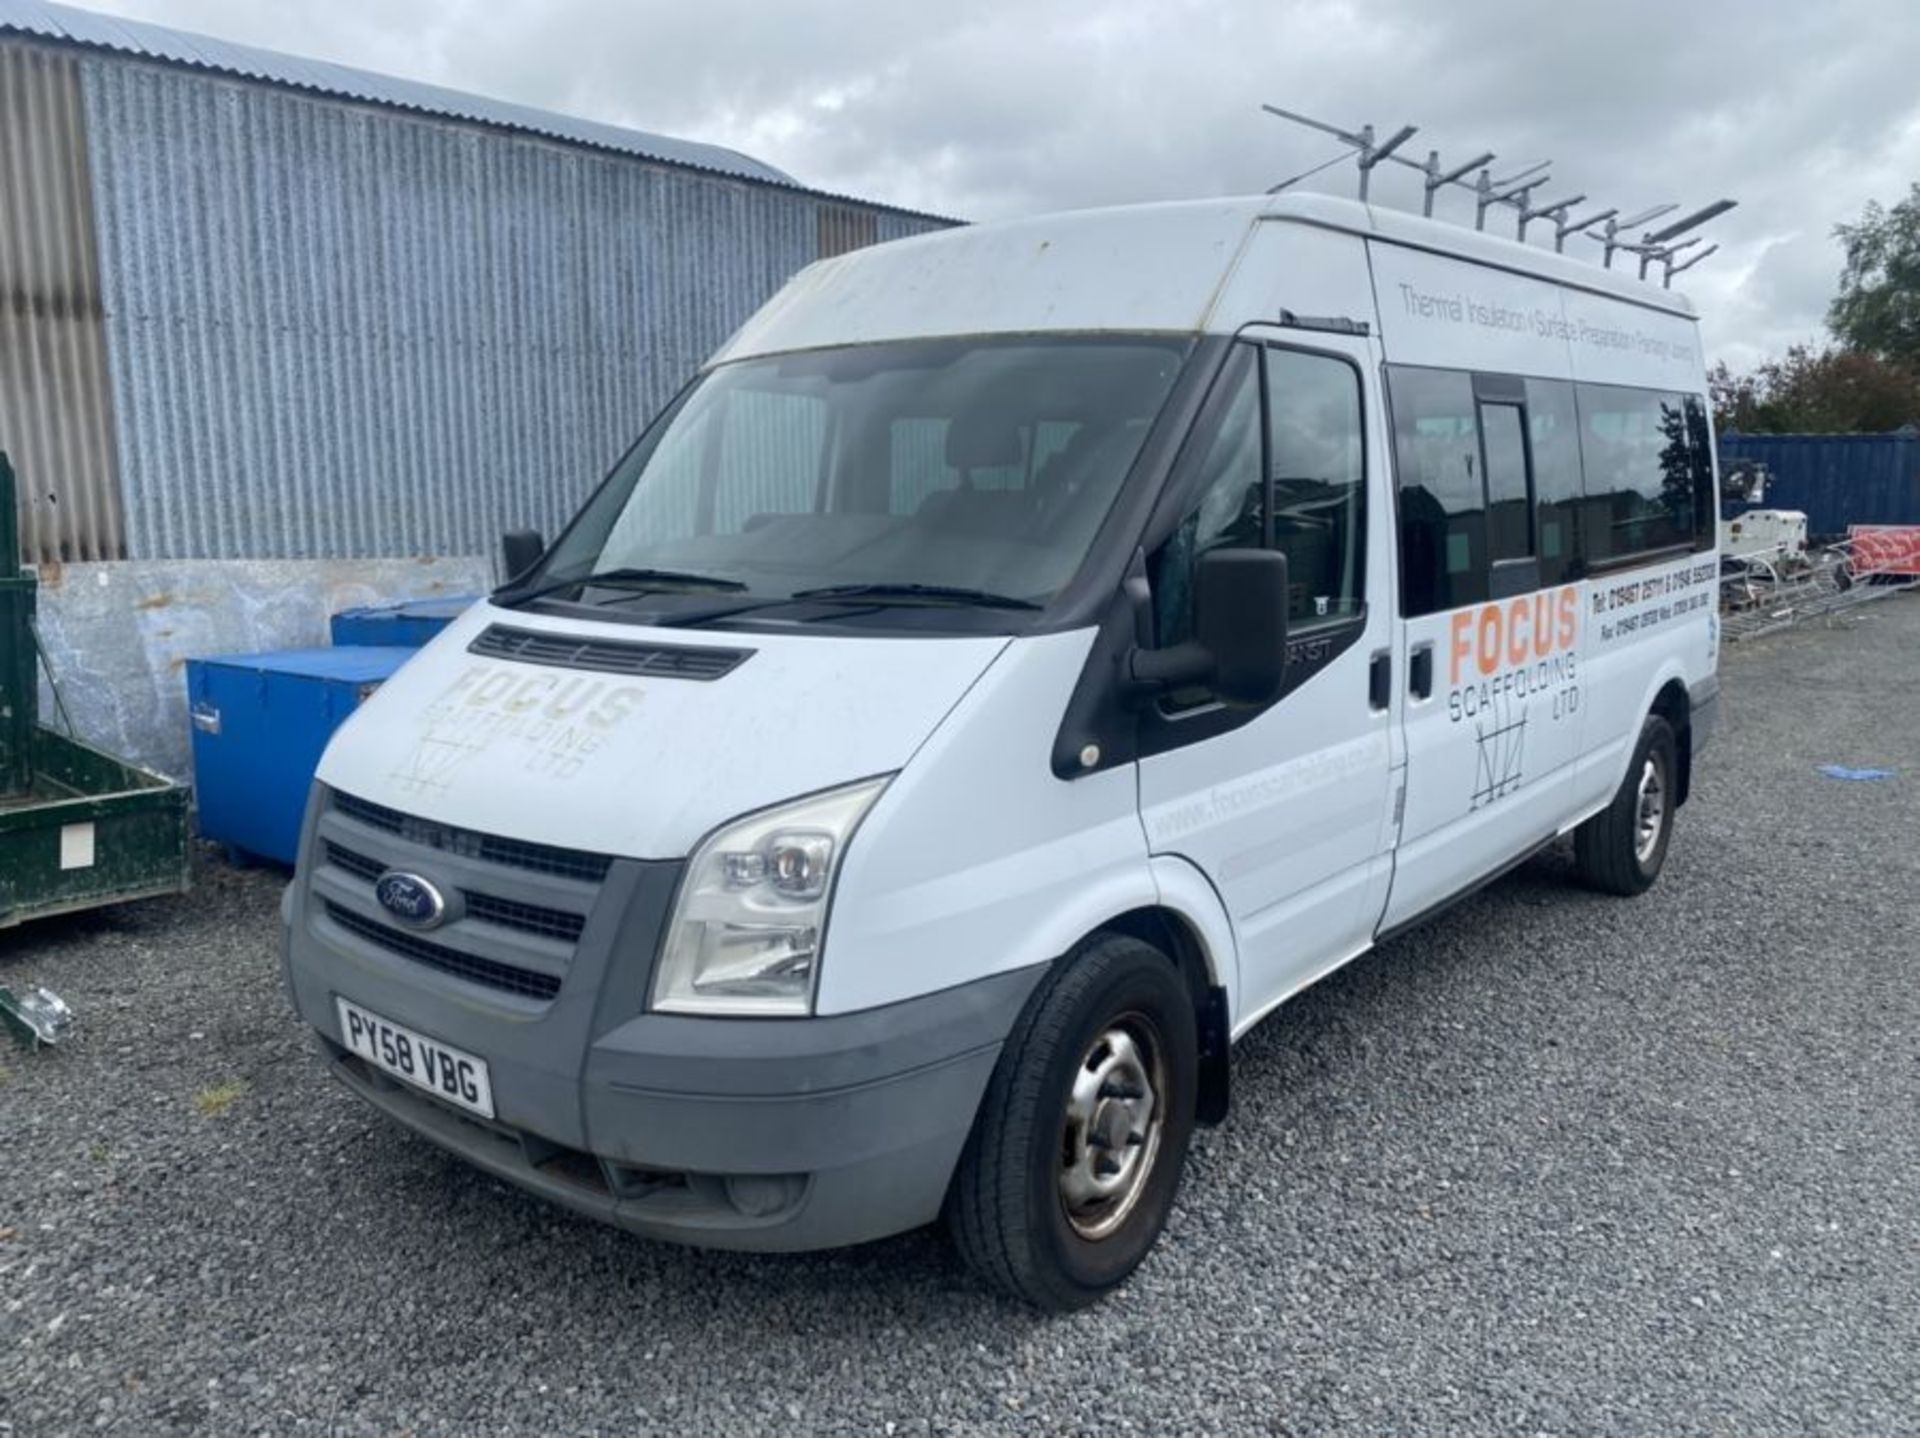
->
[496,566,748,606]
[787,582,1043,611]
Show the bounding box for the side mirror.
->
[1128,548,1290,707]
[500,529,545,585]
[1194,548,1290,705]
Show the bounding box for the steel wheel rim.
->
[1634,754,1667,865]
[1058,1013,1166,1241]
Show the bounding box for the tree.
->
[1708,343,1920,434]
[1829,184,1920,365]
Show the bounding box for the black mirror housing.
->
[1193,548,1290,706]
[1126,548,1290,707]
[500,529,545,585]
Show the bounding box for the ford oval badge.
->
[374,871,447,929]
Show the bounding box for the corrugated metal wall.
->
[59,48,944,562]
[0,39,122,563]
[1719,431,1920,537]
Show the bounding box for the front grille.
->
[468,623,750,681]
[323,839,587,945]
[466,893,586,944]
[324,841,384,882]
[332,790,610,883]
[324,901,562,1001]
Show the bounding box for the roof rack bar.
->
[1259,105,1736,282]
[1600,205,1677,268]
[1491,161,1551,190]
[1554,207,1616,253]
[1357,124,1419,200]
[1421,149,1496,216]
[1476,162,1551,231]
[1519,193,1585,243]
[1643,199,1739,246]
[1640,235,1705,282]
[1665,243,1719,287]
[1616,203,1680,230]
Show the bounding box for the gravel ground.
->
[3,596,1918,1436]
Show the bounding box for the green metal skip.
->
[0,452,191,926]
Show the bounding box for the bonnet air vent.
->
[467,624,751,681]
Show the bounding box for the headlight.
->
[652,777,890,1016]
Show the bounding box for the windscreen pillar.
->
[0,452,38,796]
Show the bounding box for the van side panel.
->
[1366,240,1715,932]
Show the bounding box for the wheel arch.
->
[1649,674,1693,805]
[1081,899,1233,1127]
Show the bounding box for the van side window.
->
[1150,345,1263,650]
[1266,348,1366,623]
[1388,366,1485,616]
[1574,384,1697,559]
[1681,395,1718,551]
[1479,401,1532,562]
[1525,379,1582,586]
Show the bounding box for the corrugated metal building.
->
[0,0,953,775]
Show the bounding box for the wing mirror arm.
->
[1128,640,1215,690]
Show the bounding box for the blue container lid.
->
[332,595,478,623]
[191,646,418,681]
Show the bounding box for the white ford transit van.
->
[284,193,1720,1309]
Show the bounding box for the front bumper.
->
[309,972,1039,1251]
[283,786,1044,1251]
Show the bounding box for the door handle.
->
[1409,644,1434,700]
[1368,649,1390,711]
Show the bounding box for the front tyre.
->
[1574,712,1678,896]
[946,933,1198,1310]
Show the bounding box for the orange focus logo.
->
[1449,586,1579,684]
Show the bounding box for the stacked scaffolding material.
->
[1720,537,1920,643]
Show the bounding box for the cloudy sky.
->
[90,0,1920,368]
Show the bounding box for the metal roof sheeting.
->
[0,0,806,189]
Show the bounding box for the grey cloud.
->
[89,0,1920,362]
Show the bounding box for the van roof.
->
[715,192,1699,364]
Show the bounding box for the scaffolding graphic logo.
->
[1471,689,1527,810]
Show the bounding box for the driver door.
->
[1135,331,1400,1028]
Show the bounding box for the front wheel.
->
[1574,713,1678,895]
[946,934,1198,1310]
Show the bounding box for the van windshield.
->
[524,336,1191,620]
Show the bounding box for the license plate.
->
[335,997,495,1120]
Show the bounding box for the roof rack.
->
[1260,104,1736,288]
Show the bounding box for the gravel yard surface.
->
[3,597,1917,1436]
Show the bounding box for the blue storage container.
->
[186,647,416,865]
[329,595,477,647]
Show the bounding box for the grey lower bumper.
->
[300,952,1045,1252]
